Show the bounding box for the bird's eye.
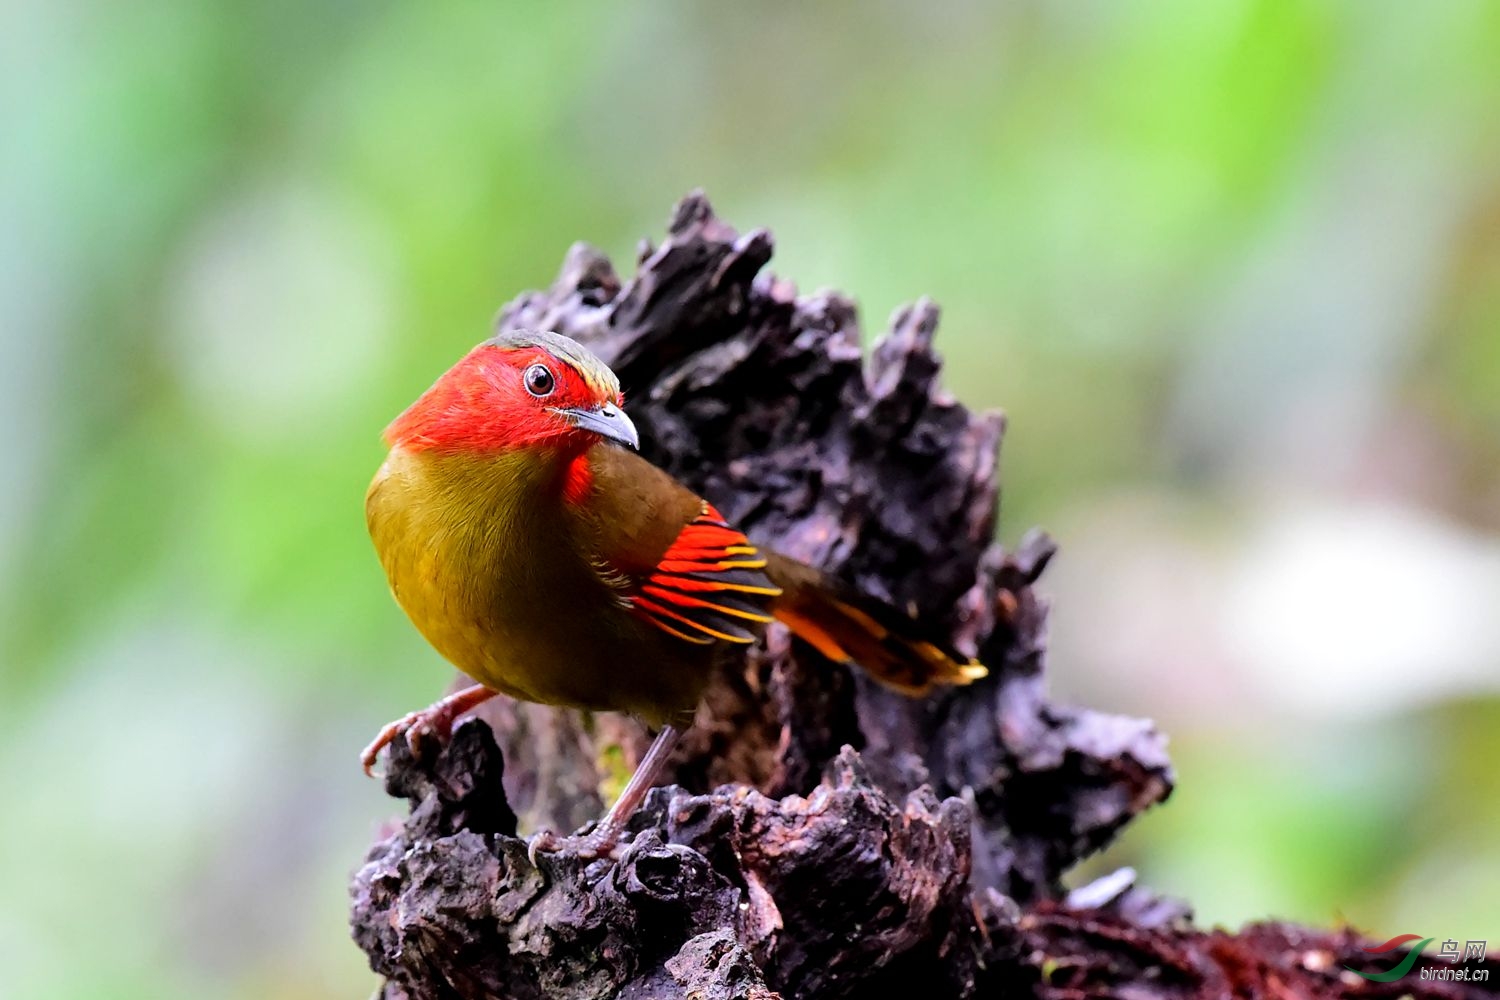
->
[523,364,556,397]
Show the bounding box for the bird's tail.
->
[762,551,987,695]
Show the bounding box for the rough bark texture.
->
[351,193,1499,999]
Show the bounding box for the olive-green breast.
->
[366,444,716,724]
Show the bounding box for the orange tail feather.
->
[762,552,987,695]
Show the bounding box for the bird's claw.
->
[360,685,497,777]
[525,825,626,866]
[525,829,559,867]
[358,709,442,776]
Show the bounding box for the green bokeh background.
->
[3,2,1498,997]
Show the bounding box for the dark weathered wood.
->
[350,194,1496,999]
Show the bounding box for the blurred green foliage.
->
[2,2,1498,997]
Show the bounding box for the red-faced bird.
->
[364,330,985,856]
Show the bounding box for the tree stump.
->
[350,193,1498,999]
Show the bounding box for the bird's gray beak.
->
[556,402,639,449]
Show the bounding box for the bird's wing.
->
[583,444,781,646]
[580,445,984,690]
[627,502,783,645]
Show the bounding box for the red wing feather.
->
[628,503,781,646]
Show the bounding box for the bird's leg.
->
[361,683,497,775]
[596,723,682,837]
[528,723,682,863]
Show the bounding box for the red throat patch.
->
[561,451,593,505]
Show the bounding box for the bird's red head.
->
[385,331,637,455]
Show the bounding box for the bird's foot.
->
[360,684,496,776]
[359,710,435,776]
[526,824,628,866]
[523,724,682,866]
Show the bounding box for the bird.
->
[363,329,986,858]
